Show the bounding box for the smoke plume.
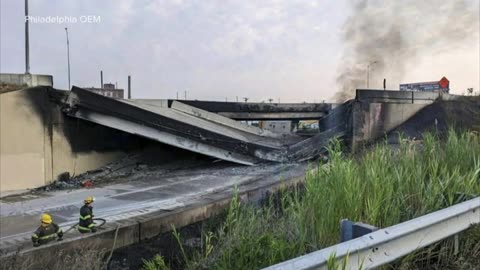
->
[335,0,479,102]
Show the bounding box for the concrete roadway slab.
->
[0,161,307,253]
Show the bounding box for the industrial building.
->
[84,83,124,99]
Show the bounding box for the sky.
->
[0,0,479,102]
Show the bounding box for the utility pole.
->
[128,75,131,99]
[184,90,187,100]
[25,0,30,74]
[366,60,377,88]
[65,28,71,89]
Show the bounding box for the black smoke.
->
[335,0,479,102]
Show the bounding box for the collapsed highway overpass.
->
[63,87,341,165]
[1,85,457,193]
[0,85,339,192]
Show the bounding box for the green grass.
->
[144,130,480,270]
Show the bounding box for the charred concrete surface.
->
[168,99,334,120]
[351,89,465,149]
[0,86,160,192]
[0,160,308,268]
[63,87,337,165]
[2,85,465,192]
[1,85,338,192]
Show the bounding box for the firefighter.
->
[78,196,97,233]
[31,213,63,247]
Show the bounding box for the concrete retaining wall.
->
[0,88,48,191]
[352,101,428,149]
[0,87,144,192]
[351,89,458,149]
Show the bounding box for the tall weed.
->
[144,130,480,269]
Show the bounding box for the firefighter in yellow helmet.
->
[78,196,97,233]
[31,213,63,247]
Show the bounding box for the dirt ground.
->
[109,221,206,270]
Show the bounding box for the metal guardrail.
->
[263,197,480,270]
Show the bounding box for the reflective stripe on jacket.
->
[31,223,63,244]
[79,204,94,231]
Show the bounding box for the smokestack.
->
[100,70,103,88]
[128,75,131,99]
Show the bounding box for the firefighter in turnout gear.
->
[78,196,97,233]
[31,213,63,247]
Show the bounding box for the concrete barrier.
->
[355,89,456,104]
[0,73,53,87]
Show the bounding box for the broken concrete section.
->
[173,99,334,120]
[0,73,53,88]
[63,87,336,165]
[170,100,279,138]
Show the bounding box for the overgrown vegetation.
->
[144,130,480,270]
[1,247,109,270]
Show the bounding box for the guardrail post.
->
[340,219,378,242]
[454,234,459,255]
[340,219,353,242]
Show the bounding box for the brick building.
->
[85,83,124,98]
